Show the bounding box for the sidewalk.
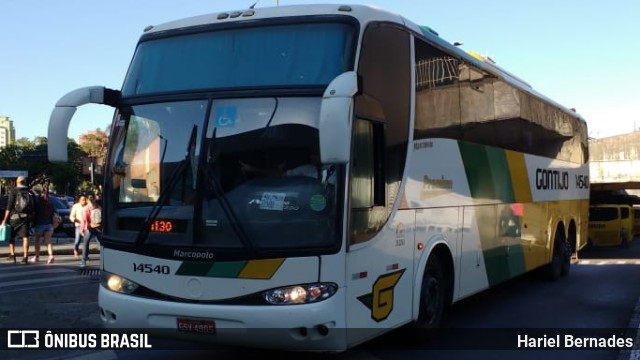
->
[0,231,100,259]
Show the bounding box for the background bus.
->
[634,207,640,238]
[47,4,589,351]
[588,204,632,247]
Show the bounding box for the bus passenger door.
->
[345,116,414,335]
[344,22,413,343]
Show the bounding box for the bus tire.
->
[412,255,446,341]
[547,229,569,280]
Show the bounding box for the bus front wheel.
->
[412,255,446,340]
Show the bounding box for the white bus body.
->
[48,4,589,351]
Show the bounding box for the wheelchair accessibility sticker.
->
[215,107,237,128]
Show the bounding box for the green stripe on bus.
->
[485,147,515,203]
[472,202,528,286]
[483,244,526,286]
[458,141,517,203]
[176,262,213,276]
[458,142,496,200]
[208,261,247,278]
[176,261,247,278]
[175,259,285,279]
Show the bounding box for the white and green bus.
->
[48,4,589,351]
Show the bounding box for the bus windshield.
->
[122,22,356,96]
[104,19,354,256]
[106,98,342,254]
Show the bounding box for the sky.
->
[2,0,639,142]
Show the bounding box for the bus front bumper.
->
[98,285,348,352]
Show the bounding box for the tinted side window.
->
[621,207,630,219]
[350,24,410,245]
[413,37,587,164]
[589,207,618,222]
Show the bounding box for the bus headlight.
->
[101,272,139,294]
[262,283,337,305]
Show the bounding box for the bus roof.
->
[143,4,405,34]
[141,3,585,126]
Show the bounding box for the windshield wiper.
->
[202,133,255,252]
[135,125,197,247]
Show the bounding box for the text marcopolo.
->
[173,249,214,260]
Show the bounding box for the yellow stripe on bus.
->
[238,258,286,279]
[505,150,532,203]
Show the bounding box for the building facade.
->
[589,131,640,196]
[0,116,16,148]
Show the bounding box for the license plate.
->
[177,318,216,335]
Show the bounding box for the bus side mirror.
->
[48,86,120,163]
[319,71,358,164]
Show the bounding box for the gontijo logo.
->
[535,168,569,190]
[535,168,589,191]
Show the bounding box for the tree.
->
[47,139,86,195]
[14,137,35,150]
[0,144,23,168]
[34,136,48,147]
[79,128,108,159]
[0,126,108,196]
[0,137,87,196]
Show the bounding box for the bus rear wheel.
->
[412,255,446,341]
[547,229,570,280]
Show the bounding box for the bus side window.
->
[350,118,386,243]
[349,23,411,245]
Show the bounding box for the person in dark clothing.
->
[31,185,56,264]
[0,176,33,264]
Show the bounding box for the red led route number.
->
[150,220,174,233]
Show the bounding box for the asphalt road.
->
[2,238,640,360]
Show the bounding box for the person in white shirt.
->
[69,195,88,258]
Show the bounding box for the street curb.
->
[1,248,100,257]
[618,295,640,360]
[1,236,100,259]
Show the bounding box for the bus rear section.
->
[588,204,632,247]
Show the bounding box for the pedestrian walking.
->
[69,195,87,258]
[621,226,630,249]
[31,185,56,264]
[80,196,101,267]
[0,176,35,264]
